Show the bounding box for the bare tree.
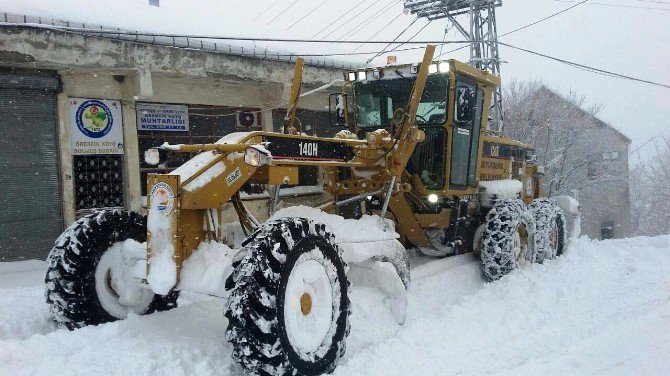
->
[503,80,619,197]
[631,138,670,236]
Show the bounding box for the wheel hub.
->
[95,240,154,318]
[105,270,119,298]
[284,255,336,355]
[300,293,313,316]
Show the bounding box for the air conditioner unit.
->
[236,110,260,128]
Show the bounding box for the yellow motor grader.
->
[45,45,577,375]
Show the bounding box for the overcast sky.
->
[4,0,669,160]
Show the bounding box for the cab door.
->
[450,76,484,189]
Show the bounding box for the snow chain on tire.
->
[480,198,536,282]
[45,210,179,330]
[225,218,351,376]
[529,198,567,263]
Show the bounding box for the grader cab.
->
[45,45,578,376]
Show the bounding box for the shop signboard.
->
[69,98,124,155]
[136,103,189,132]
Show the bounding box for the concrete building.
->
[510,87,632,240]
[577,120,631,240]
[0,14,354,261]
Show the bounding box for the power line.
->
[630,135,668,155]
[315,0,383,39]
[287,0,330,31]
[323,0,391,40]
[337,0,401,41]
[438,22,450,57]
[435,0,590,59]
[552,0,670,11]
[13,19,669,90]
[385,19,432,54]
[10,23,479,44]
[352,11,405,52]
[364,17,420,64]
[267,0,304,25]
[498,41,670,89]
[254,0,283,22]
[505,0,590,36]
[630,0,670,4]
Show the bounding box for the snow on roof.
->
[0,0,367,69]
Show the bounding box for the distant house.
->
[504,86,631,240]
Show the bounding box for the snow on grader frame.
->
[45,45,579,375]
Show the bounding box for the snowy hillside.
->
[1,235,668,375]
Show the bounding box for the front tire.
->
[45,210,179,330]
[480,199,535,282]
[225,218,350,376]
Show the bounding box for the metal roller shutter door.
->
[0,74,63,261]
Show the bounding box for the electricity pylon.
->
[404,0,504,133]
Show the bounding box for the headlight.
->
[244,146,272,167]
[347,71,356,81]
[373,69,381,79]
[428,63,438,74]
[357,71,367,80]
[428,193,439,203]
[144,148,161,166]
[438,61,449,73]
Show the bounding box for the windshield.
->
[354,75,448,128]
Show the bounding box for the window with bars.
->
[74,155,124,210]
[137,104,262,196]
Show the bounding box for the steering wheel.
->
[415,114,428,124]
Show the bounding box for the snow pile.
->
[178,241,239,297]
[270,206,408,283]
[1,235,669,375]
[270,206,398,244]
[337,235,670,375]
[146,207,176,296]
[182,161,226,192]
[554,195,580,215]
[479,179,523,207]
[0,261,55,341]
[170,150,221,183]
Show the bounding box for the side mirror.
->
[329,93,349,127]
[455,85,476,123]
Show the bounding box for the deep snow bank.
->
[0,235,668,375]
[336,235,670,375]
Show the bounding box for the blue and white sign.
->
[136,103,189,131]
[69,98,124,155]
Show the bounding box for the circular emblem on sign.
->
[75,100,114,138]
[150,182,174,216]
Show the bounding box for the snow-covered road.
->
[1,236,669,375]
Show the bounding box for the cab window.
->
[354,75,448,127]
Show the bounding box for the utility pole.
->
[403,0,504,133]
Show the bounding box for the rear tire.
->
[225,218,350,376]
[530,198,567,263]
[480,199,535,282]
[45,210,179,330]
